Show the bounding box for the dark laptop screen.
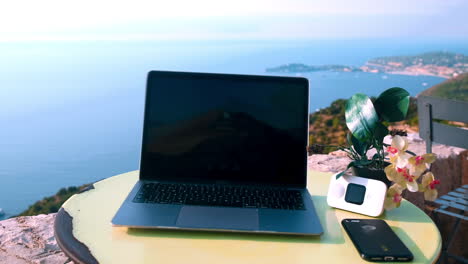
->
[140,71,308,187]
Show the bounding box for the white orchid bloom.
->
[387,135,412,168]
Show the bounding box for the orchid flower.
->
[408,153,436,177]
[384,163,405,185]
[383,135,440,210]
[385,164,420,192]
[384,184,404,210]
[386,135,426,192]
[387,135,412,168]
[421,172,440,201]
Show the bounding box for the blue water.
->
[0,39,466,218]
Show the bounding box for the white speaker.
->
[327,173,387,217]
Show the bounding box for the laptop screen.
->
[140,71,308,187]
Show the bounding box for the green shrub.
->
[17,183,92,217]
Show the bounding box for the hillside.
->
[308,99,347,153]
[17,183,91,217]
[419,72,468,101]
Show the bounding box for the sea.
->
[1,38,467,219]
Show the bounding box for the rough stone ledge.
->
[308,133,467,174]
[0,213,72,264]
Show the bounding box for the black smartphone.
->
[341,219,414,262]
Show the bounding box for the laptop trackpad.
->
[176,206,259,230]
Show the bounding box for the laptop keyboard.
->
[133,183,305,210]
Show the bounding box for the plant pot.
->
[351,164,392,188]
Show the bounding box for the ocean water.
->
[0,39,466,218]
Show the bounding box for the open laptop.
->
[112,71,323,235]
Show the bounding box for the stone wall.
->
[0,214,71,264]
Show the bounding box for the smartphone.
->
[341,219,414,262]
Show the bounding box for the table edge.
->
[54,207,99,264]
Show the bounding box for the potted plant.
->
[334,87,440,210]
[336,87,411,180]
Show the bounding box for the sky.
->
[0,0,467,41]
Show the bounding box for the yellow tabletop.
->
[56,170,441,264]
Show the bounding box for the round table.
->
[55,170,441,264]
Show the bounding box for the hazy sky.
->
[1,0,467,41]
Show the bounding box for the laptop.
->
[112,71,323,235]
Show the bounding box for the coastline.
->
[266,66,454,79]
[373,70,450,79]
[269,68,451,79]
[267,51,467,79]
[363,62,454,79]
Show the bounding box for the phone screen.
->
[341,219,413,262]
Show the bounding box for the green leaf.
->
[351,134,368,156]
[345,94,379,142]
[374,122,389,143]
[336,161,356,179]
[374,87,410,122]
